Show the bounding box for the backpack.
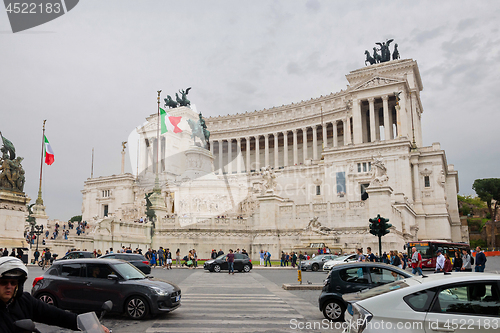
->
[470,255,474,265]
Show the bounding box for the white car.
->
[343,272,500,333]
[323,254,358,271]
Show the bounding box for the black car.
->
[203,253,252,273]
[98,253,151,275]
[318,262,413,321]
[57,251,95,260]
[32,258,181,319]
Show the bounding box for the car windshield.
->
[312,255,327,261]
[112,262,146,280]
[333,255,353,261]
[343,278,418,302]
[216,254,226,260]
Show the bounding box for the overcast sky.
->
[1,0,499,221]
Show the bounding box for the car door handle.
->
[431,327,455,332]
[335,286,341,291]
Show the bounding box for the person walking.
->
[474,246,487,272]
[211,249,218,260]
[280,251,285,267]
[260,250,265,266]
[410,247,423,276]
[42,248,51,270]
[392,250,401,268]
[291,252,297,268]
[165,248,172,269]
[33,249,40,265]
[158,247,165,268]
[366,247,376,262]
[193,249,198,269]
[461,249,472,272]
[452,251,462,272]
[265,250,271,267]
[443,253,453,272]
[175,248,181,268]
[435,249,445,273]
[356,248,365,262]
[226,249,235,275]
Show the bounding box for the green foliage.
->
[69,215,82,222]
[470,239,487,249]
[457,195,486,209]
[472,179,500,207]
[460,205,470,216]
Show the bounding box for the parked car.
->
[98,253,151,275]
[322,254,357,271]
[300,254,338,271]
[343,272,500,333]
[32,258,181,319]
[319,262,413,321]
[57,251,94,261]
[203,253,252,273]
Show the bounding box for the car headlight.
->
[150,286,168,296]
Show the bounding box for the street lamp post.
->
[33,224,44,253]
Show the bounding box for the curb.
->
[282,283,323,290]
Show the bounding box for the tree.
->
[472,178,500,248]
[69,215,82,223]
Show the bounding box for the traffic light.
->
[369,215,381,236]
[379,216,392,236]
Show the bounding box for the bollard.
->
[298,268,302,285]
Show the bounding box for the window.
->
[339,267,369,284]
[86,263,114,279]
[336,172,346,195]
[404,289,436,312]
[363,162,367,172]
[431,283,500,316]
[316,185,321,195]
[61,264,82,277]
[103,205,108,217]
[369,267,405,285]
[102,190,111,198]
[424,176,430,188]
[357,163,362,172]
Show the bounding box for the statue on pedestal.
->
[187,112,210,149]
[369,157,389,187]
[0,132,25,192]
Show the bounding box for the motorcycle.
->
[15,300,112,333]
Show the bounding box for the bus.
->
[406,240,470,269]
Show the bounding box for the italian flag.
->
[160,108,182,134]
[44,135,54,165]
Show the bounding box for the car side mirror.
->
[14,319,38,332]
[107,274,119,280]
[102,300,113,312]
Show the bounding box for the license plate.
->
[175,295,180,302]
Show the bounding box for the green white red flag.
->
[160,108,182,134]
[44,135,54,165]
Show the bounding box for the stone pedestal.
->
[0,190,29,248]
[255,191,284,229]
[181,146,215,180]
[366,185,393,219]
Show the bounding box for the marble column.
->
[343,119,348,146]
[322,123,328,148]
[264,134,269,167]
[312,125,318,160]
[227,139,232,174]
[255,135,260,170]
[219,140,223,174]
[292,129,298,165]
[302,127,308,162]
[283,131,288,167]
[352,99,362,144]
[332,122,338,147]
[382,95,391,141]
[346,116,352,144]
[236,138,241,173]
[245,137,250,173]
[273,133,279,168]
[368,97,376,142]
[210,140,214,155]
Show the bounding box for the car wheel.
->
[38,293,57,307]
[312,264,319,272]
[323,300,345,321]
[243,264,251,273]
[213,265,221,273]
[126,296,149,319]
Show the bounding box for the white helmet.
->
[0,257,28,281]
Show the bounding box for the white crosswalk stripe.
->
[145,270,343,333]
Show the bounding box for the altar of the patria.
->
[60,58,467,258]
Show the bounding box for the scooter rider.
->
[0,257,110,332]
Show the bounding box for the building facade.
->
[74,59,466,259]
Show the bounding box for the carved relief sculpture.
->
[369,157,389,187]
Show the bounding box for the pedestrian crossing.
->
[145,270,343,333]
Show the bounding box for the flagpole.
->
[36,120,46,206]
[153,90,161,194]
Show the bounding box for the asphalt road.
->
[22,257,500,332]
